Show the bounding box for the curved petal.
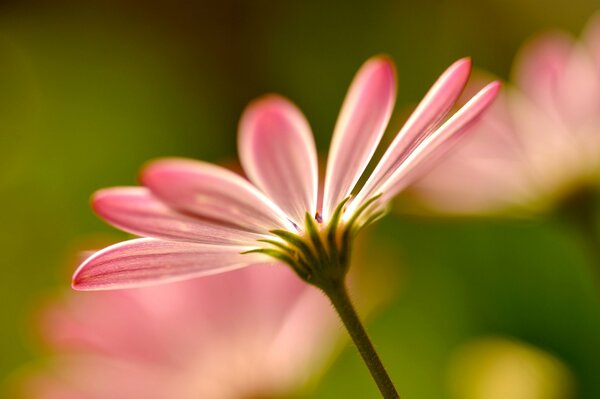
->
[92,187,263,245]
[72,238,270,291]
[321,56,397,220]
[141,158,295,233]
[375,81,502,204]
[353,58,472,208]
[238,95,318,225]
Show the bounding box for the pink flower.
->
[24,265,339,399]
[72,56,500,290]
[413,16,600,215]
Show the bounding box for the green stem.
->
[323,280,400,398]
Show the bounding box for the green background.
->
[1,0,600,397]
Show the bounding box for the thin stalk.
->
[323,280,400,398]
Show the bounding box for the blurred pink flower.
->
[413,15,600,215]
[24,265,339,399]
[73,56,499,290]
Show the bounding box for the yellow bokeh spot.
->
[447,337,575,399]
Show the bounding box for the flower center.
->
[244,195,384,290]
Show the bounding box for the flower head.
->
[73,56,500,290]
[413,15,600,215]
[23,265,339,399]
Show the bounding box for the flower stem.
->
[323,280,400,398]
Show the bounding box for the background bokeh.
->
[2,0,600,397]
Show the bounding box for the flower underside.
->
[244,195,384,290]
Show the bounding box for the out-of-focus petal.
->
[39,291,177,365]
[266,286,340,387]
[352,58,472,208]
[353,81,501,210]
[321,57,396,220]
[141,158,295,233]
[72,238,269,291]
[25,356,173,399]
[238,95,318,225]
[92,187,264,245]
[517,32,600,126]
[514,32,573,113]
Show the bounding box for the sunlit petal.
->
[239,95,318,225]
[72,238,269,291]
[322,56,396,220]
[141,158,295,233]
[93,187,264,245]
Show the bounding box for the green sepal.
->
[304,212,329,265]
[241,248,311,281]
[344,193,382,233]
[270,229,318,265]
[326,196,351,252]
[352,209,386,236]
[241,248,294,264]
[257,239,295,255]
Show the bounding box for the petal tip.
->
[484,80,503,97]
[239,94,303,140]
[368,53,395,67]
[456,56,472,66]
[90,186,144,217]
[71,265,88,291]
[364,54,397,82]
[139,157,194,187]
[90,188,116,217]
[242,94,296,116]
[447,57,473,80]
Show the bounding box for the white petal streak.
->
[376,82,502,203]
[354,58,472,206]
[322,57,396,220]
[72,238,269,291]
[93,187,263,245]
[238,95,318,225]
[141,158,295,233]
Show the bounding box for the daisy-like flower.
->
[22,265,339,399]
[413,15,600,216]
[73,55,500,397]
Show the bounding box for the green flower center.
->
[244,195,384,290]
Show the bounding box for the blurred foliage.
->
[1,0,600,398]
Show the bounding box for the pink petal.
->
[40,293,176,365]
[266,286,339,386]
[514,32,573,112]
[515,30,600,131]
[141,158,295,233]
[413,87,536,214]
[353,58,472,208]
[72,238,269,291]
[238,95,318,225]
[92,187,262,245]
[25,356,173,399]
[321,57,397,220]
[557,45,600,126]
[374,81,502,204]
